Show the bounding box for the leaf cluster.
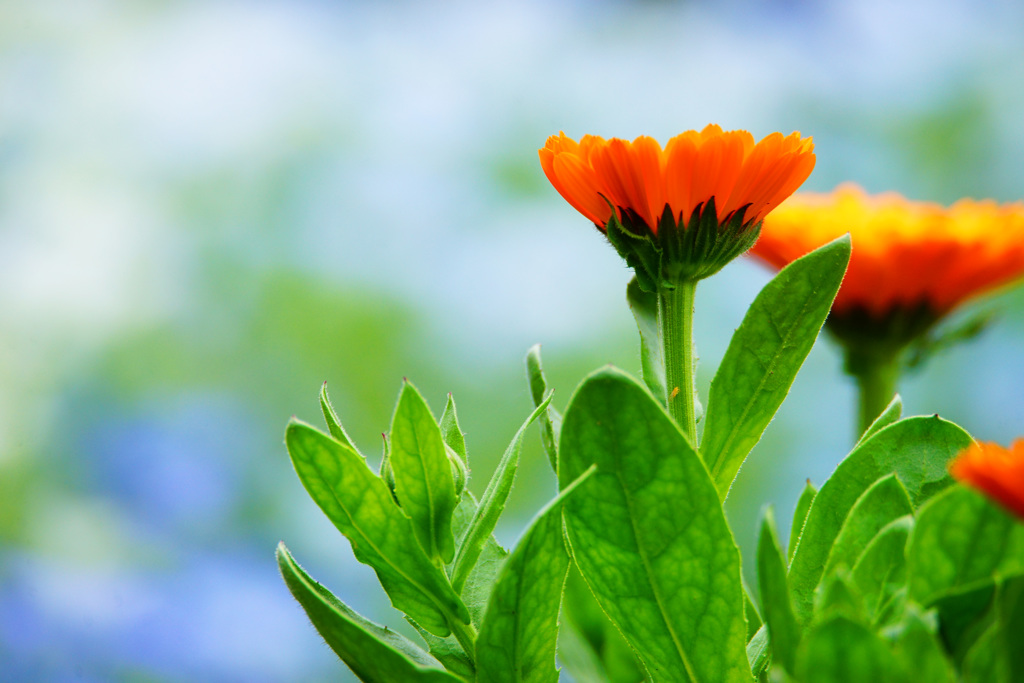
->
[755,405,1024,682]
[279,381,587,681]
[277,235,1022,682]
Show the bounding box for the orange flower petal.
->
[752,184,1024,317]
[631,135,666,231]
[664,134,698,221]
[950,440,1024,519]
[540,141,610,225]
[539,126,815,234]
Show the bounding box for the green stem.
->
[659,281,698,444]
[846,348,901,437]
[448,615,478,667]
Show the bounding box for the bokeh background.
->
[3,1,1024,680]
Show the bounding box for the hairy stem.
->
[659,281,699,444]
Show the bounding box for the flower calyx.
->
[606,197,761,292]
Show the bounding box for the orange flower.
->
[539,125,815,232]
[539,125,815,287]
[752,184,1024,318]
[949,440,1024,520]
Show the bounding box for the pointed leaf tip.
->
[703,234,852,499]
[390,381,458,564]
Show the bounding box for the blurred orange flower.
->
[539,125,815,233]
[949,440,1024,519]
[752,184,1024,318]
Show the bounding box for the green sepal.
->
[442,401,468,498]
[390,381,459,564]
[787,415,972,623]
[822,474,913,580]
[276,543,461,682]
[475,466,594,683]
[907,485,1024,606]
[788,480,817,563]
[447,445,468,498]
[284,420,470,636]
[440,393,468,463]
[626,276,666,403]
[828,301,940,362]
[702,235,851,498]
[525,344,561,472]
[756,507,801,675]
[320,382,360,454]
[605,199,762,291]
[559,367,752,683]
[450,396,552,595]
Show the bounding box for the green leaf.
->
[627,275,666,403]
[787,416,972,623]
[448,491,508,627]
[851,516,913,621]
[795,615,902,683]
[450,396,551,595]
[276,543,460,682]
[440,393,468,463]
[744,581,762,640]
[525,344,562,471]
[410,625,475,681]
[962,620,1011,683]
[320,382,359,453]
[390,381,459,564]
[560,367,752,683]
[413,491,508,679]
[788,480,817,563]
[856,394,902,447]
[285,420,469,636]
[823,474,913,579]
[757,507,800,674]
[907,485,1024,606]
[888,606,957,683]
[745,626,769,679]
[813,570,868,625]
[561,566,643,683]
[702,236,851,498]
[933,583,995,664]
[475,466,593,683]
[999,576,1024,681]
[556,617,611,683]
[875,587,909,630]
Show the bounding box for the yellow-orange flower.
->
[539,125,815,287]
[540,125,815,232]
[950,440,1024,520]
[752,184,1024,318]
